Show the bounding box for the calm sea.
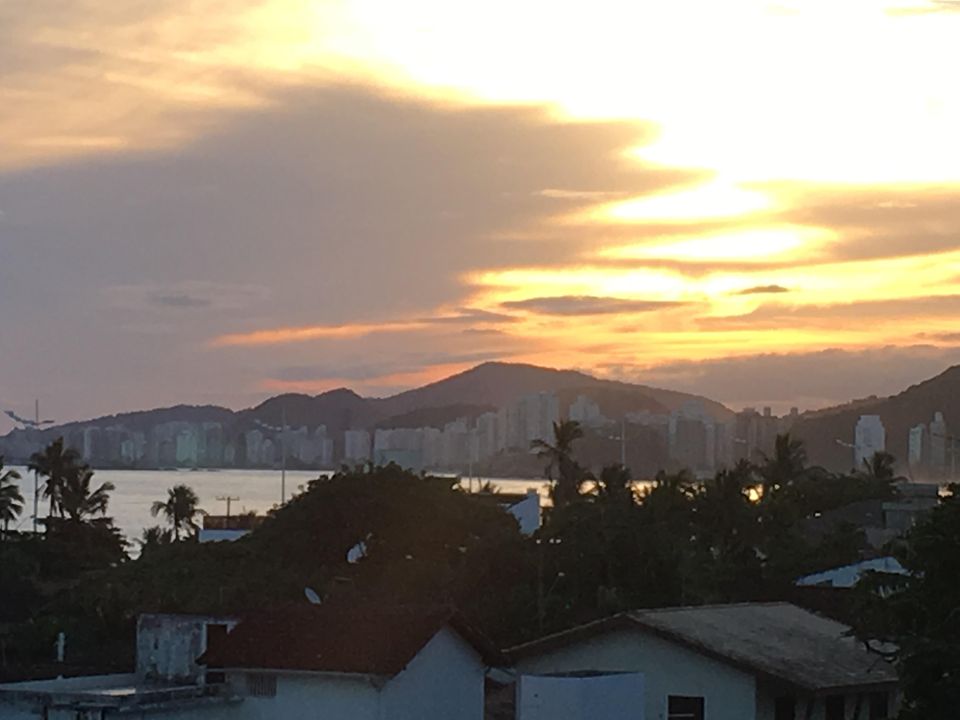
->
[6,467,549,545]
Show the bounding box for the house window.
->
[825,695,845,720]
[774,696,796,720]
[668,695,705,720]
[246,673,277,698]
[868,691,889,719]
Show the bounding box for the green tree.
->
[0,456,24,536]
[151,484,205,540]
[854,485,960,719]
[860,450,900,483]
[28,437,82,518]
[760,433,807,497]
[532,420,586,510]
[689,460,764,602]
[59,465,115,523]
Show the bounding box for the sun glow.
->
[600,227,831,263]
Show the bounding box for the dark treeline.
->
[1,425,957,716]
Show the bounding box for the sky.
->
[3,0,960,429]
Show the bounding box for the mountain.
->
[373,362,733,421]
[791,365,960,472]
[0,362,730,467]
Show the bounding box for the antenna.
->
[304,587,322,605]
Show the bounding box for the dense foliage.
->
[0,432,908,690]
[853,484,960,719]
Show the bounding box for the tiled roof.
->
[510,602,898,692]
[201,603,501,676]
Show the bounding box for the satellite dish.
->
[304,587,322,605]
[346,541,367,565]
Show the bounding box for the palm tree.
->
[139,525,173,555]
[760,433,807,497]
[151,484,205,540]
[0,456,24,537]
[28,437,82,519]
[594,464,635,507]
[532,420,586,509]
[861,451,899,483]
[59,465,115,523]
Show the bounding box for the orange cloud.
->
[212,321,428,347]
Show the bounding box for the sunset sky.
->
[3,0,960,428]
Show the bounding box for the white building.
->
[0,614,238,720]
[518,672,645,720]
[203,603,497,720]
[854,415,886,467]
[908,423,926,467]
[344,429,372,464]
[0,607,497,720]
[929,411,949,469]
[509,602,898,720]
[569,395,605,428]
[475,412,499,461]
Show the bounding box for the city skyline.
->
[4,1,960,431]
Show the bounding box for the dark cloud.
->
[0,83,694,420]
[461,328,508,337]
[698,295,960,331]
[274,350,516,384]
[418,308,521,325]
[617,346,960,412]
[734,284,790,295]
[768,183,960,263]
[916,331,960,343]
[151,293,212,308]
[501,295,685,316]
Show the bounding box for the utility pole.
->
[32,399,39,534]
[216,495,239,520]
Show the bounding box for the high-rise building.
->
[908,424,926,467]
[569,395,604,427]
[854,415,886,467]
[929,412,948,470]
[475,412,499,461]
[344,429,372,464]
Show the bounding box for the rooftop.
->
[509,602,898,692]
[0,673,236,713]
[201,602,502,676]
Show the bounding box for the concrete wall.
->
[137,615,237,684]
[229,672,380,720]
[514,628,757,720]
[382,626,486,720]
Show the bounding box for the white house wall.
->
[228,672,381,720]
[514,628,757,720]
[517,673,646,720]
[382,627,485,720]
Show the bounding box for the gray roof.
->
[510,602,897,692]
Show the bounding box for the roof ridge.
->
[630,601,793,615]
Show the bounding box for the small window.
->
[825,695,845,720]
[775,696,796,720]
[246,673,277,698]
[868,692,889,720]
[668,695,705,720]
